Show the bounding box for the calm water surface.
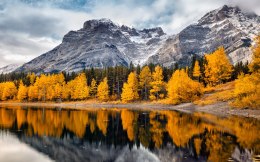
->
[0,106,259,162]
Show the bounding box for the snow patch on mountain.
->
[17,18,167,73]
[147,5,260,66]
[0,64,22,74]
[16,5,260,73]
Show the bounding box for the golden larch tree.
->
[52,73,65,100]
[54,83,63,100]
[75,73,89,100]
[61,84,70,100]
[28,85,39,101]
[193,60,201,80]
[46,86,55,100]
[1,82,17,101]
[139,66,152,100]
[204,47,233,86]
[27,72,36,85]
[89,78,97,98]
[17,81,28,101]
[150,66,165,100]
[55,73,65,84]
[68,73,89,100]
[121,72,139,103]
[97,77,109,101]
[167,69,203,104]
[0,84,4,100]
[34,74,48,101]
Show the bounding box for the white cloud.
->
[0,2,91,67]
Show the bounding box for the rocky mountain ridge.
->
[17,18,167,73]
[15,5,260,73]
[0,64,22,74]
[147,5,260,66]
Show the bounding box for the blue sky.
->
[0,0,259,67]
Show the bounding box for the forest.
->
[0,36,259,108]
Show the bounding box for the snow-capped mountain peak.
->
[16,5,260,73]
[147,5,259,66]
[0,64,22,74]
[17,18,167,73]
[199,5,260,39]
[199,5,259,24]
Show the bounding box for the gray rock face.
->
[17,19,166,73]
[147,5,260,66]
[17,5,260,73]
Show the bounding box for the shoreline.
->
[0,101,259,120]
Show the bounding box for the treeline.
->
[0,44,256,106]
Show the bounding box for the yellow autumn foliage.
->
[149,66,165,100]
[26,73,66,101]
[149,112,164,148]
[139,66,152,100]
[167,69,203,104]
[96,110,109,135]
[89,78,97,97]
[17,81,28,101]
[121,109,135,141]
[204,47,233,86]
[0,82,17,101]
[193,60,201,79]
[121,72,139,103]
[232,36,260,109]
[232,73,260,109]
[97,77,109,101]
[27,72,36,85]
[67,73,89,100]
[195,81,235,106]
[0,106,259,160]
[28,85,39,101]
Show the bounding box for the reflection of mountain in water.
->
[20,135,206,162]
[0,106,259,162]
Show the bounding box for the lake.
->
[0,106,259,162]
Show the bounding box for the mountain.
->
[17,5,260,73]
[0,64,21,74]
[147,5,260,66]
[20,135,206,162]
[17,19,166,73]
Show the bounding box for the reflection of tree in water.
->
[121,109,136,141]
[138,112,152,148]
[0,106,259,162]
[0,108,16,128]
[96,110,108,136]
[204,130,236,162]
[149,112,165,148]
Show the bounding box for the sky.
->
[0,0,259,67]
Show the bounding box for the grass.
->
[194,81,235,106]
